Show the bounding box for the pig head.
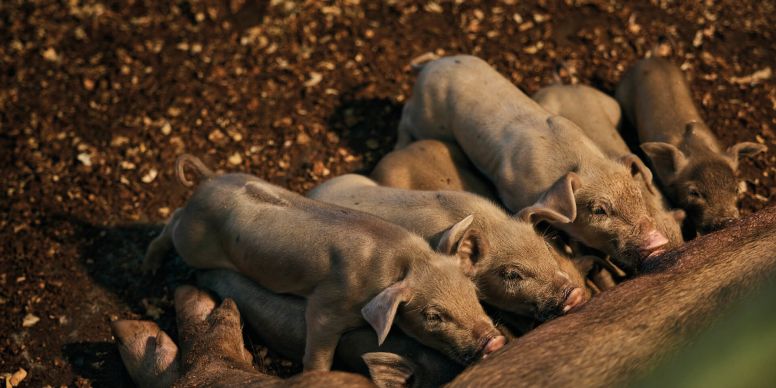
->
[533,83,685,248]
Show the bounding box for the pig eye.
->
[501,267,522,281]
[688,186,703,199]
[590,205,608,216]
[423,308,444,324]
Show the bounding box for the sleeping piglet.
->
[533,84,686,248]
[616,58,767,234]
[308,174,591,321]
[143,155,505,372]
[197,269,463,388]
[397,55,668,273]
[370,139,498,200]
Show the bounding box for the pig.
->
[450,206,776,387]
[143,154,505,371]
[197,269,463,387]
[370,139,498,200]
[616,58,767,234]
[307,173,591,321]
[112,285,374,387]
[396,55,668,273]
[533,83,686,248]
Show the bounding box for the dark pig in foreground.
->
[451,206,776,387]
[616,58,767,234]
[143,155,504,371]
[112,285,374,387]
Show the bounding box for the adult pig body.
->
[534,84,685,248]
[398,55,667,272]
[616,58,766,233]
[308,174,589,320]
[450,206,776,387]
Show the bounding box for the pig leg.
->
[142,208,182,274]
[111,320,180,388]
[590,267,618,291]
[395,113,416,149]
[303,290,362,371]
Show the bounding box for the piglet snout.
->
[481,335,506,358]
[562,287,586,313]
[639,229,668,256]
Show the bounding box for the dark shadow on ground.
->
[327,92,403,174]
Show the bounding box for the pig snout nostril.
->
[481,335,506,358]
[639,229,668,256]
[562,287,585,313]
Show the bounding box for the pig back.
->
[617,58,707,147]
[370,139,498,200]
[407,55,549,180]
[187,174,410,296]
[534,84,629,159]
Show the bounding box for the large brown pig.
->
[451,206,776,387]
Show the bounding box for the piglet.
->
[143,155,504,371]
[370,139,498,200]
[616,58,767,233]
[534,83,686,249]
[197,269,463,387]
[308,174,591,321]
[397,55,667,273]
[112,285,373,387]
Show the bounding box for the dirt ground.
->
[1,0,774,386]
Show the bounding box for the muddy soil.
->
[1,0,774,386]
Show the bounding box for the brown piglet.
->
[534,83,686,249]
[616,58,767,234]
[370,139,498,200]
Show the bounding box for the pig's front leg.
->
[303,290,363,371]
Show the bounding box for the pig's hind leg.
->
[142,208,182,274]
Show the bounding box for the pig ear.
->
[517,172,581,225]
[436,215,488,275]
[640,142,687,181]
[362,280,412,346]
[725,142,767,170]
[362,352,418,388]
[620,154,657,194]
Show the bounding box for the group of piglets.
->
[113,55,766,387]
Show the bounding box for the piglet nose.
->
[482,335,506,358]
[563,287,586,313]
[639,229,668,255]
